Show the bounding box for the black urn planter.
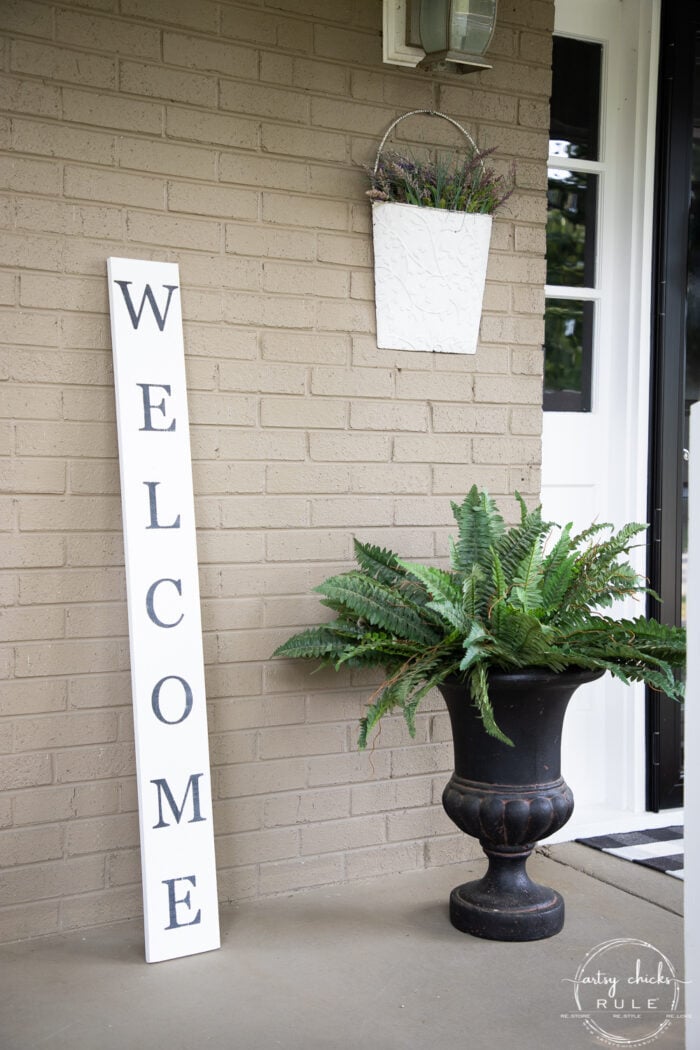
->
[438,668,603,942]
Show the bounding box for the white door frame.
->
[543,0,682,839]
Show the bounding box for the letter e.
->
[137,383,176,432]
[162,875,201,930]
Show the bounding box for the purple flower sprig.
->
[366,147,514,215]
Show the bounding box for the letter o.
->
[151,676,193,725]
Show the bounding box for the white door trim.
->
[543,0,674,839]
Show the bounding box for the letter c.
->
[146,578,184,629]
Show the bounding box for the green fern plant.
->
[272,487,686,749]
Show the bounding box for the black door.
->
[648,0,700,809]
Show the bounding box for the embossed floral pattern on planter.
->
[371,200,492,354]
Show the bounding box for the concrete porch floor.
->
[0,843,685,1050]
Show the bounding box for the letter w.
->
[114,281,178,332]
[151,774,205,828]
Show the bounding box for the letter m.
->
[114,281,178,332]
[151,774,205,828]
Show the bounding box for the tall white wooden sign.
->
[107,258,220,963]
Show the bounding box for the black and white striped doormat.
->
[576,826,684,880]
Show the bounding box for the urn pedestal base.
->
[449,847,564,941]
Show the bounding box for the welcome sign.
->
[107,258,220,963]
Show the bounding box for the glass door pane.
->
[550,37,602,160]
[545,36,601,413]
[547,171,598,287]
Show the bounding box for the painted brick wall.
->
[0,0,553,942]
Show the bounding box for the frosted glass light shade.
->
[417,0,497,70]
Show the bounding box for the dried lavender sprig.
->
[366,147,514,216]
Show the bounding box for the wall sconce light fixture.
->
[407,0,497,74]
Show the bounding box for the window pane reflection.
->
[550,37,602,161]
[547,170,598,286]
[544,298,594,411]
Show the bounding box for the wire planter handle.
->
[373,109,483,175]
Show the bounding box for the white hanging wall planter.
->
[370,110,494,355]
[372,201,491,354]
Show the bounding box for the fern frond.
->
[333,632,423,669]
[469,663,513,746]
[495,499,549,581]
[459,623,490,672]
[450,486,505,575]
[403,665,460,738]
[462,563,487,619]
[515,490,529,523]
[315,573,440,645]
[631,666,684,700]
[353,540,403,584]
[272,627,353,662]
[358,677,409,749]
[490,548,507,604]
[556,522,649,615]
[426,600,472,633]
[353,539,433,608]
[357,654,461,749]
[570,521,614,546]
[612,617,687,662]
[511,538,544,613]
[488,604,551,666]
[398,560,475,633]
[398,561,464,605]
[541,525,576,612]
